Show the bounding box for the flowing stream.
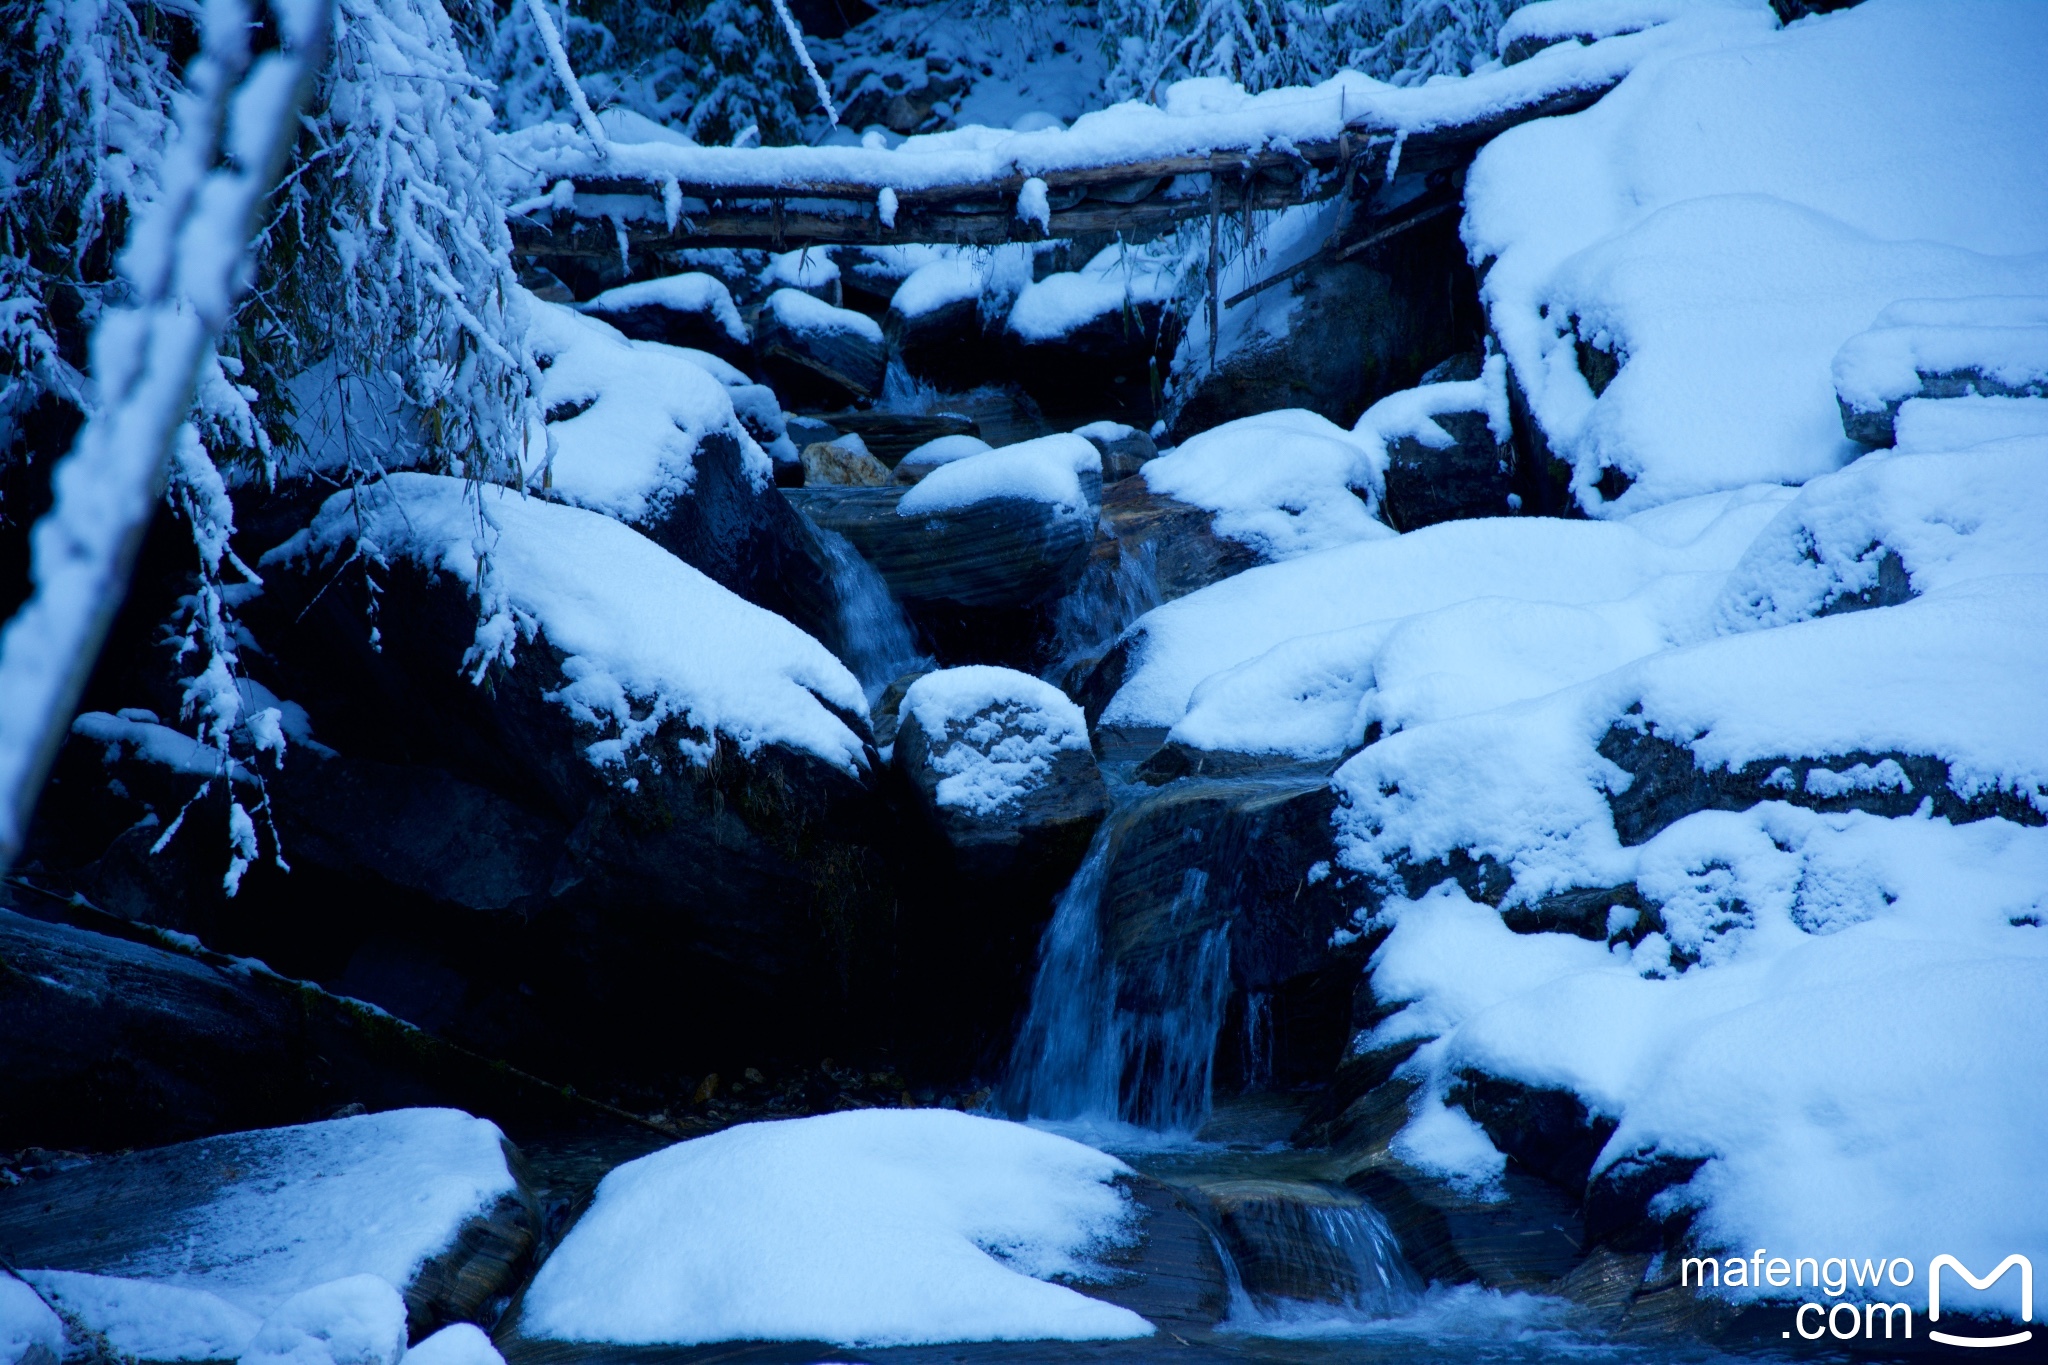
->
[812,523,930,704]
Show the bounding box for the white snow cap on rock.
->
[762,248,841,292]
[1351,353,1511,456]
[897,433,992,471]
[284,474,870,774]
[901,667,1091,815]
[1103,485,1790,739]
[403,1325,506,1365]
[0,1277,62,1365]
[238,1276,406,1365]
[765,288,883,343]
[897,434,1098,518]
[1831,296,2048,416]
[1141,410,1394,561]
[1467,0,2048,512]
[18,1110,514,1361]
[579,273,748,346]
[526,301,769,521]
[516,1109,1150,1347]
[1008,241,1174,344]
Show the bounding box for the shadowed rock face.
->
[0,908,595,1151]
[887,295,990,393]
[30,551,903,1090]
[756,307,887,410]
[1007,300,1165,429]
[1381,408,1517,531]
[577,300,752,372]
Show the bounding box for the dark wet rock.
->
[0,1108,539,1337]
[1345,1155,1586,1290]
[0,907,593,1151]
[1597,724,2044,847]
[1097,475,1262,604]
[868,669,930,750]
[1449,1070,1618,1196]
[1080,1177,1234,1332]
[756,292,887,409]
[1502,883,1646,941]
[788,486,1094,613]
[1838,366,2048,447]
[1381,407,1518,531]
[1815,547,1914,615]
[813,410,978,466]
[1164,209,1468,442]
[221,550,900,1084]
[887,295,992,393]
[1078,422,1159,483]
[570,429,843,654]
[1006,301,1164,428]
[1582,1147,1710,1252]
[1134,739,1340,787]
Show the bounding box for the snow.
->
[13,1110,510,1358]
[1831,297,2048,418]
[72,710,255,781]
[25,1273,259,1361]
[1350,353,1511,454]
[1007,241,1175,344]
[1715,436,2048,632]
[404,1326,505,1365]
[1894,395,2048,453]
[1497,0,1750,57]
[274,359,428,484]
[762,248,841,292]
[897,433,992,473]
[1103,486,1792,740]
[580,273,748,345]
[498,19,1728,200]
[515,1109,1150,1347]
[1365,807,2048,1316]
[900,666,1091,815]
[890,254,982,320]
[764,287,883,343]
[897,434,1098,519]
[1015,177,1050,233]
[279,473,870,774]
[239,1275,407,1365]
[1466,0,2048,513]
[1140,410,1394,562]
[524,301,770,521]
[0,1278,61,1365]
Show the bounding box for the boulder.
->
[1096,473,1261,602]
[0,1108,537,1344]
[233,476,899,1083]
[886,261,997,393]
[1372,357,1519,531]
[755,288,886,408]
[1076,421,1159,482]
[800,436,892,487]
[892,667,1109,881]
[0,906,592,1151]
[577,273,752,370]
[891,433,991,486]
[529,303,841,648]
[1006,299,1164,427]
[1163,205,1467,442]
[1832,300,2048,446]
[819,410,979,466]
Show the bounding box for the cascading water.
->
[1001,818,1232,1133]
[1042,538,1162,686]
[1209,1187,1424,1323]
[809,524,930,705]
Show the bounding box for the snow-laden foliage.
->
[1096,0,1520,102]
[482,0,820,145]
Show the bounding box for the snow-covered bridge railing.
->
[502,29,1662,258]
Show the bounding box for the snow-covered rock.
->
[1138,410,1392,563]
[577,272,750,368]
[1831,296,2048,446]
[1360,354,1519,531]
[1093,486,1790,751]
[526,302,837,644]
[756,288,887,407]
[0,1277,61,1365]
[1469,0,2048,513]
[2,1110,527,1357]
[895,667,1107,864]
[892,432,992,485]
[898,433,1100,521]
[239,1276,408,1365]
[1005,242,1173,422]
[511,1110,1150,1347]
[1074,421,1157,482]
[255,474,899,1076]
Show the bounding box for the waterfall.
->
[810,524,929,706]
[1001,819,1231,1133]
[1210,1189,1424,1323]
[1042,538,1162,687]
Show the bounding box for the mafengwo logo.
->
[1681,1250,2034,1346]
